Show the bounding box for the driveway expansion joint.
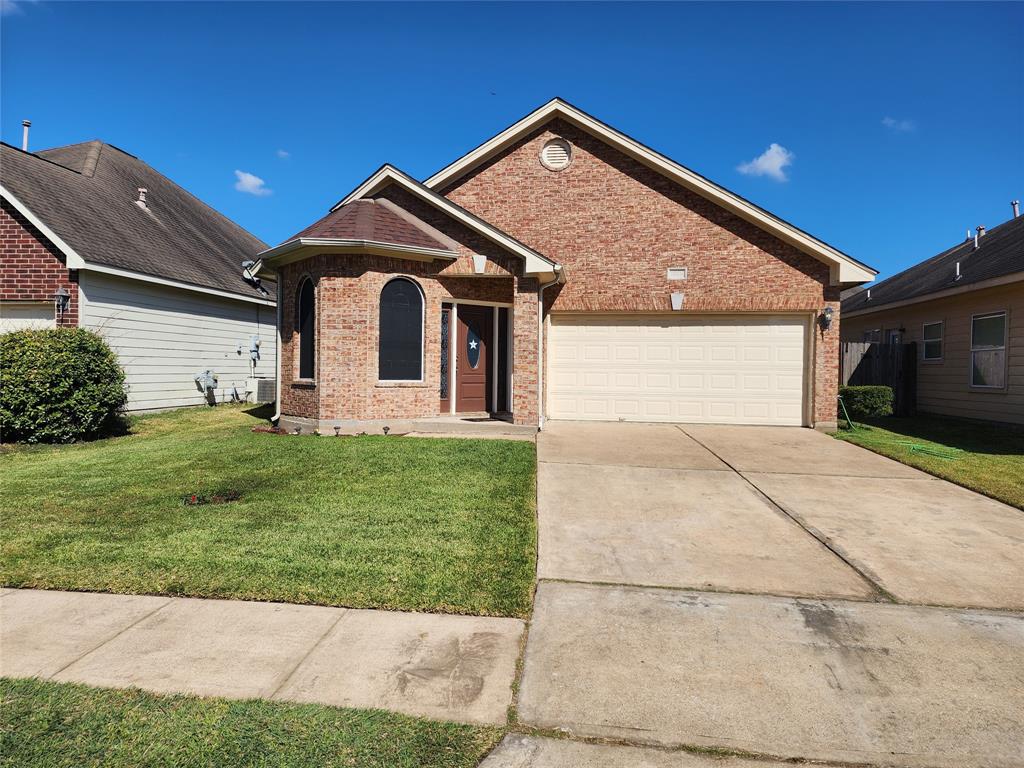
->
[675,425,891,602]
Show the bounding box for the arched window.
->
[379,278,423,381]
[296,277,315,379]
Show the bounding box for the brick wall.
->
[278,254,514,423]
[442,118,841,426]
[0,200,79,326]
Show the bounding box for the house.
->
[842,210,1023,425]
[0,137,277,411]
[255,98,876,433]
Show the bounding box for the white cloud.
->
[233,170,271,196]
[882,116,916,133]
[1,0,33,15]
[737,143,794,182]
[276,149,290,159]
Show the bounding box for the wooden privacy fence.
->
[840,342,917,417]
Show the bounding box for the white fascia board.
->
[332,167,559,277]
[423,99,877,286]
[256,237,458,277]
[3,185,273,306]
[84,263,276,306]
[842,271,1024,319]
[1,185,86,268]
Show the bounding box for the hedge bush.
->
[0,328,128,443]
[839,385,894,419]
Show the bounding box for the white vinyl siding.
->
[0,302,54,333]
[547,314,807,426]
[79,272,276,411]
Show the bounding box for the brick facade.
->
[278,254,515,424]
[0,200,79,327]
[276,117,846,429]
[441,118,840,426]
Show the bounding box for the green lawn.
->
[0,678,502,768]
[0,405,536,617]
[835,415,1024,510]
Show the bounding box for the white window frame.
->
[922,321,943,362]
[377,276,426,384]
[969,310,1008,390]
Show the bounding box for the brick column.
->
[813,293,841,430]
[512,276,539,425]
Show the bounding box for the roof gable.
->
[425,98,876,286]
[1,141,272,303]
[333,165,560,279]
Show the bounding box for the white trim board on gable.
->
[333,165,562,281]
[424,98,876,286]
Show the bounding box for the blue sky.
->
[2,1,1022,280]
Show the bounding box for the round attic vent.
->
[540,138,572,171]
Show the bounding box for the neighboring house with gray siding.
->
[0,139,275,411]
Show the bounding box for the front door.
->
[456,305,490,412]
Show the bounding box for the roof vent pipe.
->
[955,261,961,281]
[1013,200,1020,219]
[974,230,979,250]
[21,120,31,151]
[866,289,871,301]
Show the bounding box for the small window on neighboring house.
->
[863,329,881,343]
[379,278,424,381]
[297,278,315,380]
[923,321,943,361]
[970,312,1006,388]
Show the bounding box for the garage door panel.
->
[548,314,806,426]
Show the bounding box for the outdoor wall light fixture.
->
[819,306,834,331]
[54,286,70,317]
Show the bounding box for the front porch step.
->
[277,415,537,438]
[409,417,537,436]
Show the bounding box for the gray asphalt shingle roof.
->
[286,198,451,251]
[843,215,1024,314]
[1,140,271,300]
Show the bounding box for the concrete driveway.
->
[516,421,1024,768]
[537,421,1024,609]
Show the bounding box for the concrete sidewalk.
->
[0,588,524,726]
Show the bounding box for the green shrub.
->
[839,385,894,419]
[0,328,128,443]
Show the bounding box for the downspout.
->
[272,275,283,424]
[536,266,563,431]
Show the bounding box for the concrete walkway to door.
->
[511,421,1024,768]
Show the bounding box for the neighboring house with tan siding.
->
[841,211,1023,425]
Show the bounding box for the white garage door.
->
[0,302,55,333]
[547,314,807,426]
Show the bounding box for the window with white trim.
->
[922,321,943,361]
[970,312,1006,388]
[379,278,424,381]
[863,329,881,343]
